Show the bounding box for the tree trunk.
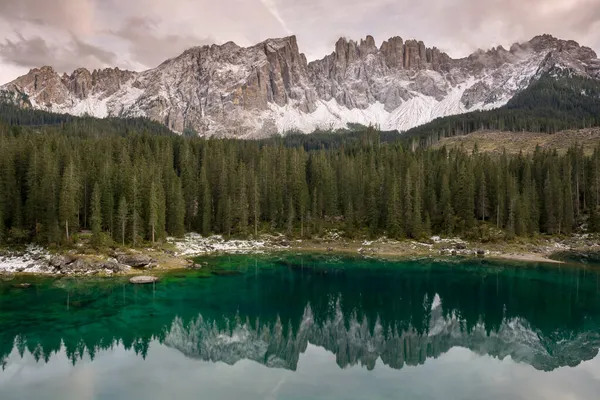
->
[254,209,258,237]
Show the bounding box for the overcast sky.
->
[0,0,599,84]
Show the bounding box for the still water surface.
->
[1,254,600,399]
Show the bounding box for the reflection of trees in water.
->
[1,258,600,370]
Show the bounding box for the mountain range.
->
[1,34,599,138]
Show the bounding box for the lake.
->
[1,254,600,399]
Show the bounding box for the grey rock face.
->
[61,259,97,274]
[1,34,597,137]
[116,254,154,269]
[49,254,76,268]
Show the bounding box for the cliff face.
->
[2,34,598,137]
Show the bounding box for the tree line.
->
[1,123,600,247]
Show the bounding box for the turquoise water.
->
[1,254,600,399]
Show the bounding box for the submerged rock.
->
[12,283,32,288]
[0,271,15,281]
[188,262,207,270]
[129,276,159,284]
[210,270,242,277]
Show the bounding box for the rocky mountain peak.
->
[262,35,299,51]
[1,33,598,137]
[523,34,597,59]
[7,65,68,106]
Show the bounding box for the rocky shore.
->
[0,248,158,276]
[1,232,599,277]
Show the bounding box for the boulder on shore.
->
[61,258,98,274]
[103,260,132,273]
[49,254,76,268]
[129,276,159,284]
[117,254,154,268]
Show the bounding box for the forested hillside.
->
[1,120,599,247]
[0,102,174,137]
[405,72,600,145]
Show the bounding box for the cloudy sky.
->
[0,0,599,84]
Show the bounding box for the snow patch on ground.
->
[168,233,288,256]
[0,246,51,273]
[431,236,467,245]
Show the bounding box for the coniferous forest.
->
[1,116,600,247]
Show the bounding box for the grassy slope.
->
[433,128,600,155]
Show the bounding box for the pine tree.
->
[403,170,413,237]
[237,163,249,235]
[90,183,103,246]
[345,197,355,236]
[424,212,432,237]
[169,177,185,237]
[287,197,295,236]
[148,181,159,245]
[117,196,128,246]
[454,162,475,233]
[41,154,60,244]
[100,162,115,237]
[224,197,232,237]
[216,159,230,234]
[129,172,141,247]
[252,173,260,237]
[25,147,42,235]
[311,187,320,234]
[439,173,454,235]
[475,166,487,221]
[563,164,575,234]
[59,161,79,242]
[179,142,198,230]
[0,199,4,244]
[411,171,423,239]
[199,163,212,236]
[386,179,401,238]
[366,165,379,234]
[544,171,557,234]
[506,177,517,239]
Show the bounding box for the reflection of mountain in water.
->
[163,296,600,372]
[1,256,600,371]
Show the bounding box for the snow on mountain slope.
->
[1,34,598,137]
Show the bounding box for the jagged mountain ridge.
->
[1,34,599,137]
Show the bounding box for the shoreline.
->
[2,233,599,277]
[281,239,568,265]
